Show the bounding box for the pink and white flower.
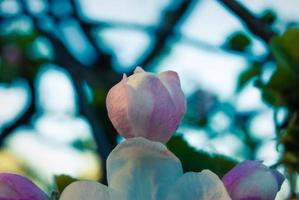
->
[60,68,284,200]
[222,160,284,200]
[106,67,186,143]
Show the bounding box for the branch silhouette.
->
[217,0,275,43]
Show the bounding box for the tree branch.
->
[17,0,113,183]
[138,0,195,67]
[40,26,112,183]
[217,0,275,43]
[51,0,112,68]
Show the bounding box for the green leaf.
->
[262,61,299,108]
[167,135,237,178]
[279,28,299,66]
[261,87,283,107]
[270,28,299,73]
[260,9,276,25]
[282,114,299,152]
[92,88,107,107]
[51,191,59,200]
[54,174,78,194]
[267,28,299,109]
[227,32,251,52]
[237,61,262,91]
[0,63,19,83]
[197,117,208,127]
[266,66,296,92]
[270,37,294,75]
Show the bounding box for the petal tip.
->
[122,73,128,80]
[134,66,145,74]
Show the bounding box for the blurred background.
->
[0,0,299,199]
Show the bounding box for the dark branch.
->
[40,24,112,183]
[45,0,119,88]
[217,0,275,43]
[0,80,35,147]
[138,0,195,67]
[17,0,113,183]
[65,0,112,67]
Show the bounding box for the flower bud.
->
[106,67,186,143]
[222,160,284,200]
[0,173,49,200]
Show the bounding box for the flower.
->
[63,68,229,200]
[106,67,186,143]
[222,160,284,200]
[60,137,231,200]
[0,173,49,200]
[60,68,285,200]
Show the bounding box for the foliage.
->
[265,29,299,172]
[54,175,78,195]
[262,28,299,109]
[0,31,49,83]
[236,27,299,196]
[237,61,262,91]
[260,9,277,25]
[167,135,237,178]
[227,32,251,52]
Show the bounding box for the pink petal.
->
[158,71,186,118]
[106,74,133,136]
[222,160,284,200]
[0,173,49,200]
[222,161,262,195]
[106,67,186,143]
[126,72,178,142]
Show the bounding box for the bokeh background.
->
[0,0,299,199]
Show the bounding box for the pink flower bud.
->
[222,160,284,200]
[0,173,49,200]
[106,67,186,143]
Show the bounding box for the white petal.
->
[107,137,183,200]
[59,181,124,200]
[166,170,231,200]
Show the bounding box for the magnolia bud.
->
[106,67,186,143]
[0,173,49,200]
[222,161,284,200]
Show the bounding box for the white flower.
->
[60,137,230,200]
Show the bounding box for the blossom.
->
[222,160,284,200]
[61,68,284,200]
[60,137,231,200]
[0,173,49,200]
[106,67,186,143]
